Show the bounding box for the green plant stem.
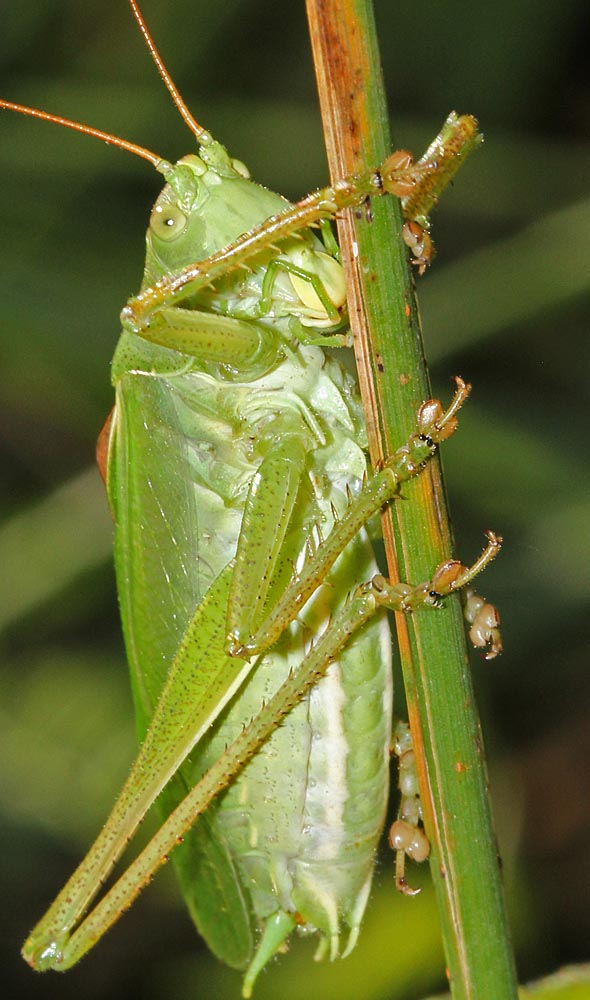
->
[305,2,519,998]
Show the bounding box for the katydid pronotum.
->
[2,1,502,994]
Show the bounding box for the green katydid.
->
[2,1,502,994]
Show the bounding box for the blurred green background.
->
[1,1,589,998]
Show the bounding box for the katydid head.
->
[143,149,289,286]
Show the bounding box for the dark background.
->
[1,1,589,997]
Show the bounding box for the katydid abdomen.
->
[109,324,392,976]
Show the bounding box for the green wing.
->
[108,371,255,968]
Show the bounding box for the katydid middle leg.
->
[227,377,471,656]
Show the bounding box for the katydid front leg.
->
[23,532,500,979]
[120,156,415,336]
[121,114,481,337]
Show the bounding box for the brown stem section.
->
[306,2,519,998]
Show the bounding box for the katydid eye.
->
[150,203,187,241]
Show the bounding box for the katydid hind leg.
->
[22,565,258,971]
[31,534,500,981]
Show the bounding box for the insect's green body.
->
[9,16,494,982]
[108,143,392,974]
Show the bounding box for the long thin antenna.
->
[0,99,164,168]
[128,0,212,144]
